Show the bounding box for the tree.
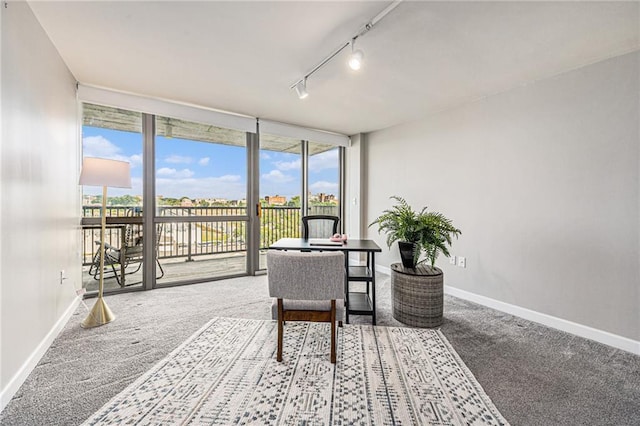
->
[287,196,301,207]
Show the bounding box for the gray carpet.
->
[1,274,639,426]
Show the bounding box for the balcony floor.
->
[83,251,265,292]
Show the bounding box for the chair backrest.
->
[122,209,163,261]
[125,207,143,248]
[267,250,345,300]
[301,215,340,239]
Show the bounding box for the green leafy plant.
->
[369,196,461,267]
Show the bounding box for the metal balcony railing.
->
[81,205,338,265]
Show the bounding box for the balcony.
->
[82,205,339,291]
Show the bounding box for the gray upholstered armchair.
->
[267,250,345,363]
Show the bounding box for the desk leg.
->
[344,253,350,324]
[371,252,376,325]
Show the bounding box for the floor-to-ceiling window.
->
[154,116,249,285]
[307,143,341,223]
[80,104,253,293]
[80,104,145,293]
[254,135,344,270]
[258,133,303,270]
[79,93,347,290]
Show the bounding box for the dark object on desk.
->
[302,215,340,239]
[267,250,345,363]
[309,238,343,246]
[391,263,443,327]
[269,238,381,325]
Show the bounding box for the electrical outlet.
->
[449,256,457,265]
[457,256,466,268]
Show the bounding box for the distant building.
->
[318,193,337,203]
[82,195,100,206]
[265,195,286,205]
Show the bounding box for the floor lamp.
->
[79,157,132,328]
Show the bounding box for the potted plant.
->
[369,196,461,269]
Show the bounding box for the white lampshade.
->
[79,157,132,188]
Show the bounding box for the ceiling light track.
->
[290,0,403,99]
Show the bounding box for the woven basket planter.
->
[391,263,443,328]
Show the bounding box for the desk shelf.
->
[345,252,377,324]
[348,266,372,281]
[347,292,373,314]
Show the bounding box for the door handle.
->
[256,203,262,217]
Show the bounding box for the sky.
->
[82,127,339,200]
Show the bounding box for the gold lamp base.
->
[81,297,115,328]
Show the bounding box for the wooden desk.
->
[269,238,382,324]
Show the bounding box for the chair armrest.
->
[95,240,117,251]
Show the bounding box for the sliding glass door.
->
[80,100,346,288]
[154,116,249,285]
[307,143,341,222]
[258,134,302,270]
[81,104,253,292]
[80,104,146,293]
[254,135,344,271]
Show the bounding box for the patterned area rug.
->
[83,317,509,425]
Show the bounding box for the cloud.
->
[309,149,339,172]
[165,155,192,164]
[261,169,294,183]
[274,159,301,171]
[156,175,244,199]
[82,135,141,167]
[83,135,121,157]
[157,168,195,179]
[216,174,242,183]
[198,157,210,166]
[309,180,338,193]
[129,154,143,168]
[260,152,271,160]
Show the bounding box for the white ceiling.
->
[29,1,639,136]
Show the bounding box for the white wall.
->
[345,133,364,239]
[1,2,81,408]
[365,52,639,342]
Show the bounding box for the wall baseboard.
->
[0,295,82,412]
[444,285,639,355]
[377,264,391,275]
[376,264,639,355]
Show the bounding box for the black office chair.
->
[302,215,340,239]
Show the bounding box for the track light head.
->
[348,50,364,70]
[348,40,364,71]
[295,79,309,99]
[290,1,401,97]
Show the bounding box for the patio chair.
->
[301,215,340,239]
[267,250,345,363]
[89,221,165,287]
